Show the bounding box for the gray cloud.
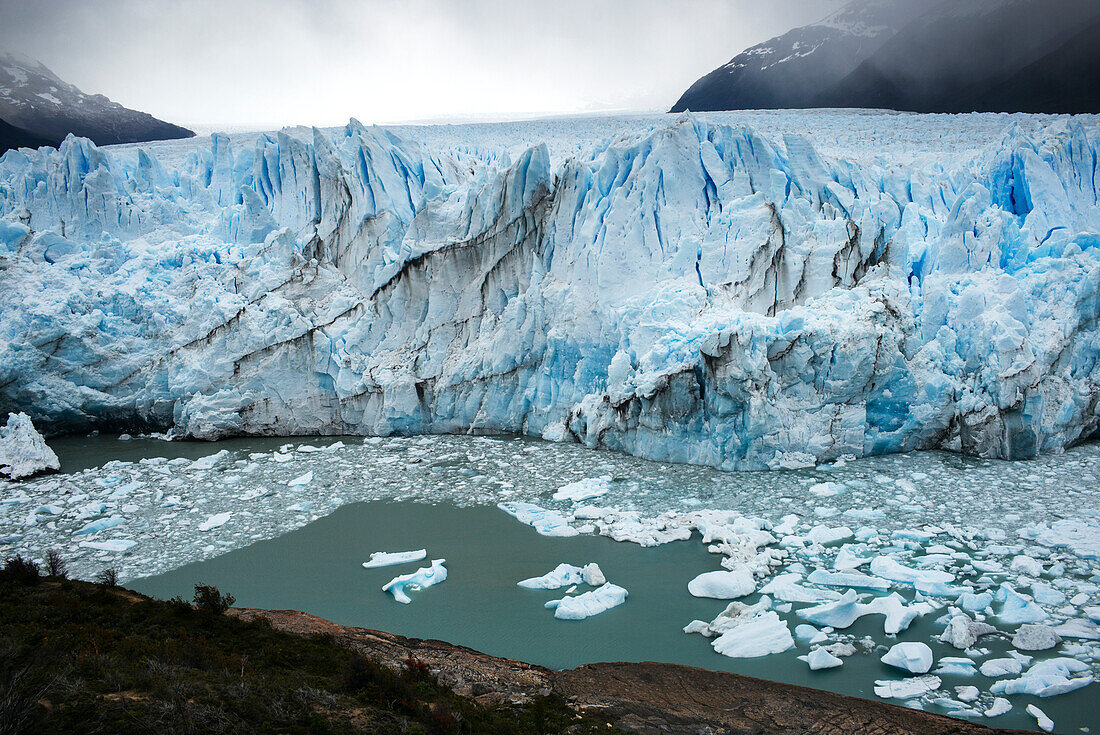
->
[0,0,845,126]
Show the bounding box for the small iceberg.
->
[363,549,428,568]
[552,476,612,502]
[497,502,578,537]
[518,563,605,589]
[198,512,232,531]
[383,559,448,604]
[546,583,627,620]
[687,569,756,599]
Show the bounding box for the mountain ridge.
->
[0,52,193,152]
[671,0,1100,114]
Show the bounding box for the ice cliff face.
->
[1,114,1098,470]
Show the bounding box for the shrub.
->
[95,568,119,587]
[2,555,40,585]
[44,550,66,579]
[192,584,235,615]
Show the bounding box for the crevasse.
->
[0,113,1097,470]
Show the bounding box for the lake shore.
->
[231,604,1037,735]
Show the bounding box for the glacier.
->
[1,110,1098,470]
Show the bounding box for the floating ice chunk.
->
[78,539,137,552]
[984,698,1012,717]
[198,512,232,532]
[995,583,1048,624]
[869,556,954,588]
[940,612,997,649]
[0,413,60,480]
[760,574,840,603]
[991,658,1092,698]
[1010,555,1043,577]
[934,657,978,676]
[74,516,125,535]
[497,502,578,537]
[552,476,611,502]
[237,487,271,501]
[1011,624,1061,651]
[794,623,821,641]
[874,675,941,699]
[286,501,312,512]
[189,450,228,470]
[1027,704,1054,732]
[519,562,605,589]
[712,611,794,658]
[806,525,852,545]
[980,657,1023,677]
[881,642,933,674]
[547,583,627,620]
[797,589,866,628]
[806,568,890,590]
[955,685,979,702]
[1031,583,1065,605]
[382,558,447,604]
[688,569,755,599]
[808,482,845,497]
[1053,618,1100,640]
[1,489,30,504]
[363,549,427,568]
[956,591,993,612]
[286,471,313,486]
[833,544,872,570]
[799,647,843,670]
[271,452,293,463]
[34,504,63,515]
[867,593,937,635]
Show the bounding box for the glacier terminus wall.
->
[0,112,1098,470]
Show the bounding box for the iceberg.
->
[363,549,427,568]
[881,642,933,674]
[1,113,1098,471]
[382,558,448,604]
[518,562,605,589]
[497,502,578,537]
[799,647,844,670]
[0,413,59,480]
[873,675,941,700]
[687,569,756,599]
[546,582,628,620]
[711,610,795,658]
[198,512,232,532]
[552,476,612,502]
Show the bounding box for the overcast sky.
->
[0,0,845,127]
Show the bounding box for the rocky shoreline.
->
[231,607,1040,735]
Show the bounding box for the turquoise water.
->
[131,500,1096,733]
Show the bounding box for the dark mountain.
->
[0,116,50,152]
[671,0,1100,114]
[0,53,193,153]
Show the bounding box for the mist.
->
[0,0,845,127]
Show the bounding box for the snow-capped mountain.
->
[671,0,1100,114]
[0,53,193,151]
[1,112,1097,470]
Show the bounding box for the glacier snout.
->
[0,113,1097,469]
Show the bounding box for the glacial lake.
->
[6,434,1100,733]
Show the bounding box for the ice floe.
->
[363,549,428,568]
[382,558,448,604]
[547,583,628,620]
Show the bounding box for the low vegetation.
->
[0,555,618,734]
